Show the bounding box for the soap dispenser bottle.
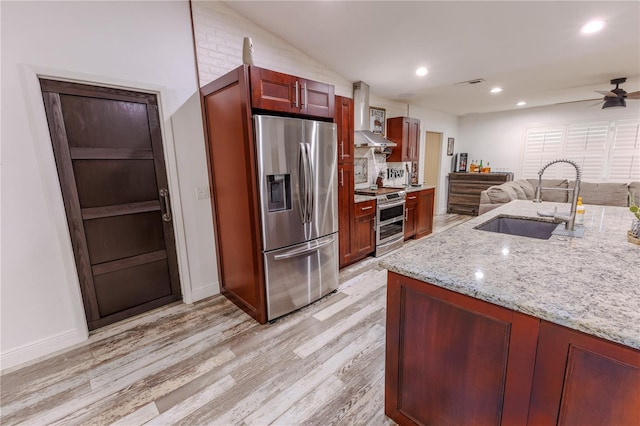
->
[575,196,585,225]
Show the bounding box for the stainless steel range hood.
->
[353,81,397,149]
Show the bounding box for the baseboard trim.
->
[1,327,87,373]
[190,281,220,303]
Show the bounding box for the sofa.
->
[478,179,640,215]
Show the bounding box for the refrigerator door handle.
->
[304,142,314,223]
[273,236,335,260]
[298,143,308,223]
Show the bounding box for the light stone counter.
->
[381,199,640,350]
[354,184,436,203]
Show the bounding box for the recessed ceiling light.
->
[490,87,503,93]
[517,101,527,106]
[416,67,428,77]
[581,20,605,34]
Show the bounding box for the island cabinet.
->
[386,117,420,163]
[249,66,335,119]
[404,188,434,241]
[528,321,640,425]
[385,272,539,426]
[385,272,640,426]
[447,172,512,215]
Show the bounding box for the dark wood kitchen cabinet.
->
[201,65,336,324]
[338,162,355,267]
[353,200,376,259]
[249,66,335,119]
[386,117,420,163]
[528,321,640,425]
[403,193,418,240]
[447,172,512,215]
[404,188,434,241]
[386,271,640,426]
[415,187,434,238]
[336,95,354,164]
[336,95,374,268]
[386,272,539,426]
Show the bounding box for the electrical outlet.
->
[195,186,210,200]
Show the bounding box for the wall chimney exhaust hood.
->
[353,81,397,149]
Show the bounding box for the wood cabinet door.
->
[249,66,296,113]
[40,79,181,330]
[353,201,376,257]
[528,321,640,425]
[404,193,418,240]
[335,96,354,164]
[416,188,434,238]
[249,67,334,119]
[300,78,335,119]
[338,163,355,268]
[385,272,539,426]
[386,117,419,162]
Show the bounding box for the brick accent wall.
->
[191,1,353,97]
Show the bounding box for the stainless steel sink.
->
[474,215,558,240]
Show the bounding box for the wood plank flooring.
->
[0,214,469,426]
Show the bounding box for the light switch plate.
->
[195,186,210,200]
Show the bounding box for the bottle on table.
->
[575,196,585,225]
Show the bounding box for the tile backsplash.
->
[354,147,412,189]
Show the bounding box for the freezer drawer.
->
[264,234,339,320]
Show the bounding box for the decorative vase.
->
[628,218,640,245]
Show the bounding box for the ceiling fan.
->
[595,77,640,109]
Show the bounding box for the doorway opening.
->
[422,131,443,213]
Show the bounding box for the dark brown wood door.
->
[335,96,354,165]
[40,79,181,331]
[338,163,355,268]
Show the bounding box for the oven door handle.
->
[378,199,406,210]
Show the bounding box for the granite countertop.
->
[354,184,436,203]
[380,200,640,350]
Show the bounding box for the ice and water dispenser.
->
[266,174,291,212]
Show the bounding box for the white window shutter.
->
[608,119,640,182]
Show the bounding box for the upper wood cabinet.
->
[249,66,335,119]
[335,96,354,164]
[386,117,420,162]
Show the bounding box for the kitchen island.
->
[380,200,640,425]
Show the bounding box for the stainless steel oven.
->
[375,192,405,256]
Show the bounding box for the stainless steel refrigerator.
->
[254,115,339,320]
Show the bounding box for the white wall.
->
[1,1,217,370]
[458,101,640,179]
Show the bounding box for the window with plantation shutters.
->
[564,121,609,181]
[522,118,639,182]
[522,127,563,178]
[607,119,639,182]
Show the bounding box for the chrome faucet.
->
[533,158,581,231]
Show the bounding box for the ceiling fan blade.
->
[626,91,640,100]
[595,90,617,97]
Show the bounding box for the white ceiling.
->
[223,1,640,116]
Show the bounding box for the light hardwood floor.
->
[0,214,469,426]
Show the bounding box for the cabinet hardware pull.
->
[159,188,172,222]
[340,168,344,186]
[294,81,299,107]
[361,206,373,211]
[408,196,416,200]
[340,141,344,159]
[303,82,308,107]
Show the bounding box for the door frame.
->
[19,64,192,336]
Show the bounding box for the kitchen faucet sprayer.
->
[534,159,581,231]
